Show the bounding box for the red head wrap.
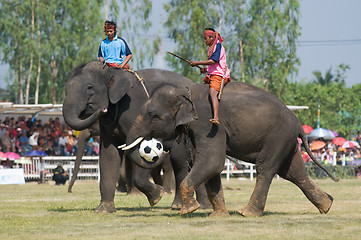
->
[203,30,223,58]
[104,22,116,31]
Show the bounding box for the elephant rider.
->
[190,28,231,126]
[98,20,132,69]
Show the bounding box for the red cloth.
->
[104,22,116,31]
[203,30,224,59]
[106,63,130,69]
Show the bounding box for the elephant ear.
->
[108,73,132,104]
[175,88,198,127]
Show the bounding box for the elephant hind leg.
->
[239,143,291,217]
[238,173,274,217]
[277,150,333,214]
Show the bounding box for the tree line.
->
[0,0,360,138]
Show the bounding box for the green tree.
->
[312,64,350,86]
[0,0,158,104]
[164,0,301,95]
[0,0,104,104]
[117,0,160,69]
[312,68,334,86]
[238,0,301,96]
[283,64,360,139]
[164,0,221,82]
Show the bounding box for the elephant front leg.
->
[205,174,229,217]
[179,178,200,215]
[95,142,121,213]
[133,164,164,207]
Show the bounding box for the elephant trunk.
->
[68,129,92,193]
[124,116,167,169]
[62,98,106,131]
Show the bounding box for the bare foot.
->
[210,118,220,126]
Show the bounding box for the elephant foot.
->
[317,193,333,214]
[180,198,200,215]
[95,202,116,213]
[171,199,182,210]
[147,185,165,207]
[238,204,263,217]
[209,210,230,217]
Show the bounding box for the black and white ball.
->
[139,138,164,162]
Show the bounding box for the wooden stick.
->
[167,51,202,69]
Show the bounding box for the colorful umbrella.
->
[5,152,21,160]
[302,125,313,134]
[25,150,47,157]
[0,151,6,159]
[329,130,338,137]
[341,141,360,149]
[308,128,335,140]
[332,137,347,146]
[350,159,361,166]
[310,141,326,151]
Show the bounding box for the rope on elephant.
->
[125,69,150,98]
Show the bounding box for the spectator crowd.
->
[0,116,99,158]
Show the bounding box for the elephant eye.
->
[86,85,95,94]
[149,111,161,119]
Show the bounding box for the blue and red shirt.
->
[98,35,132,65]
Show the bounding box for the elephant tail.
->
[299,132,340,182]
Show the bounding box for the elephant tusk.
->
[117,144,126,149]
[120,137,144,150]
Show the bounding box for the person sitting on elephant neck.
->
[98,20,132,69]
[190,28,231,126]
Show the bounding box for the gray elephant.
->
[123,82,338,217]
[62,61,210,212]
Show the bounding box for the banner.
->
[0,169,25,185]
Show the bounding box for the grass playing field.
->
[1,178,360,239]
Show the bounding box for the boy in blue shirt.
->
[98,20,132,69]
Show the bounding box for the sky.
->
[296,0,361,87]
[0,0,360,89]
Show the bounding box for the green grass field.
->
[1,178,360,240]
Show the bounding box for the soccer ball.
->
[139,138,164,162]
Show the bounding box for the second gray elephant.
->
[124,82,338,216]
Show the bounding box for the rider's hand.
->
[190,61,198,67]
[200,67,207,74]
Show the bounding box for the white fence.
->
[222,158,256,181]
[18,156,99,181]
[15,156,256,181]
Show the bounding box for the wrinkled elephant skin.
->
[63,62,211,212]
[126,82,336,217]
